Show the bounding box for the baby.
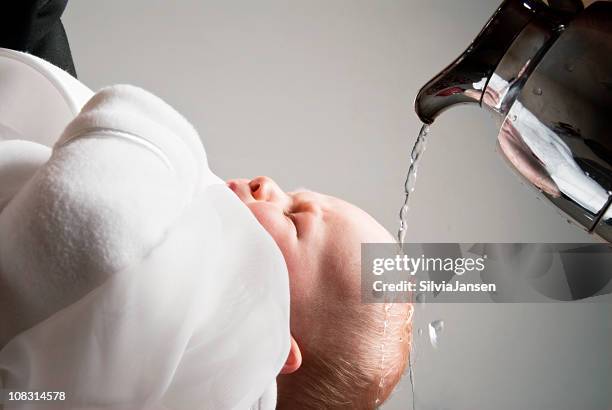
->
[227,177,413,409]
[0,84,411,409]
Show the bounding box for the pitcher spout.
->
[415,0,546,124]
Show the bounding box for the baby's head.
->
[227,176,412,409]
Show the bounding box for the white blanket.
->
[0,51,290,410]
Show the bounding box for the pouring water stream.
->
[395,123,430,410]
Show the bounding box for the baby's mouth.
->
[226,181,240,197]
[226,180,249,203]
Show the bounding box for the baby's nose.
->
[249,176,283,203]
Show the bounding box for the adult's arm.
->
[0,0,76,76]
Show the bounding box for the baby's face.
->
[226,177,393,344]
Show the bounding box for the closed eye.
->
[284,210,299,236]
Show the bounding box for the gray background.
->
[64,1,611,409]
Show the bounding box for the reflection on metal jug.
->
[415,0,612,243]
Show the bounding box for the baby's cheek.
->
[247,203,293,251]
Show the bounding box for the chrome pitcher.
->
[415,0,612,242]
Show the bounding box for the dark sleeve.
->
[0,0,76,77]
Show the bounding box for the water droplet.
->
[532,87,543,96]
[511,114,518,122]
[565,63,575,72]
[415,292,426,304]
[428,320,444,348]
[417,328,423,336]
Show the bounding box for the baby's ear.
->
[280,336,302,374]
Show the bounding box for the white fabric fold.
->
[0,48,93,147]
[0,140,51,212]
[0,59,290,409]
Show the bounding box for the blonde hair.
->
[277,301,412,409]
